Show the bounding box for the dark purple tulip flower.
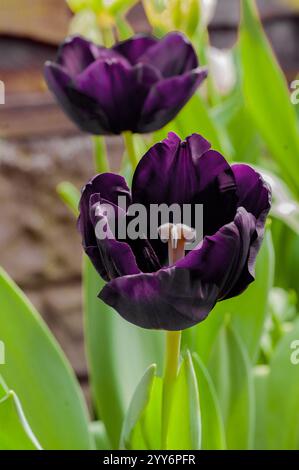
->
[78,133,271,330]
[44,33,207,135]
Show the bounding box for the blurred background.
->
[0,0,298,403]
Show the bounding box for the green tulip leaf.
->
[230,230,274,362]
[208,323,255,449]
[0,267,92,450]
[182,301,224,365]
[267,320,299,449]
[192,353,226,450]
[0,383,41,451]
[120,364,157,450]
[167,351,201,450]
[84,258,164,448]
[253,365,269,450]
[89,421,111,450]
[240,0,299,197]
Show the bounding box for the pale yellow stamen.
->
[158,223,196,264]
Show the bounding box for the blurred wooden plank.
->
[0,0,70,45]
[0,92,77,138]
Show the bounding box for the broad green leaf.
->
[211,88,242,129]
[89,421,111,450]
[227,104,261,164]
[240,0,299,197]
[0,389,41,450]
[119,364,163,450]
[267,320,299,449]
[140,373,163,450]
[167,352,201,450]
[0,376,7,398]
[0,267,92,450]
[182,302,224,365]
[208,323,255,449]
[253,365,269,450]
[192,353,226,450]
[120,364,156,450]
[84,258,164,448]
[271,221,299,301]
[230,230,274,362]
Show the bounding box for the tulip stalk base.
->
[161,330,181,449]
[161,224,187,449]
[123,131,139,170]
[93,136,110,174]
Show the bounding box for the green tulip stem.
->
[93,136,110,173]
[161,330,181,449]
[123,131,139,170]
[161,225,187,449]
[100,26,114,48]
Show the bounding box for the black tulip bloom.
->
[78,133,271,330]
[44,33,207,135]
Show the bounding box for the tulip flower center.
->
[158,223,196,264]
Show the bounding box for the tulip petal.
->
[57,35,100,77]
[177,207,257,298]
[225,164,272,298]
[99,208,257,330]
[78,173,131,249]
[139,32,198,78]
[100,267,219,330]
[132,132,237,265]
[57,35,125,77]
[138,68,208,132]
[44,62,111,134]
[232,164,272,219]
[89,194,141,279]
[78,174,161,277]
[45,33,205,135]
[113,34,158,65]
[78,174,132,279]
[74,59,160,133]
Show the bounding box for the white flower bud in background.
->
[200,0,218,27]
[69,9,102,43]
[207,46,237,96]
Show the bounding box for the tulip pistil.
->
[158,223,196,264]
